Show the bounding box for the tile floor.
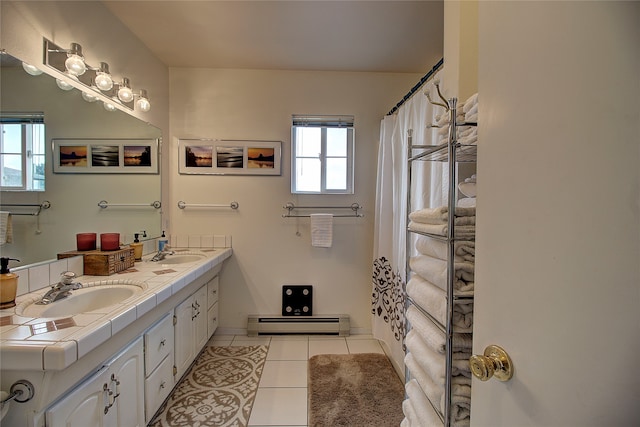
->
[208,334,386,427]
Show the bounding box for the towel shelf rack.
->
[282,202,364,218]
[177,201,239,210]
[0,201,51,216]
[98,200,161,209]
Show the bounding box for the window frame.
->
[0,113,46,192]
[291,115,355,195]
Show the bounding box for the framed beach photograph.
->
[178,139,281,175]
[53,139,159,174]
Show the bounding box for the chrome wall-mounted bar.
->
[177,201,239,210]
[0,201,51,216]
[98,200,161,209]
[282,202,363,218]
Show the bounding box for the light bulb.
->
[136,89,151,112]
[55,73,78,91]
[64,43,86,76]
[81,91,98,103]
[22,62,43,76]
[65,54,86,76]
[94,63,113,91]
[117,78,134,103]
[103,101,117,112]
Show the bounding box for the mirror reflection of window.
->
[0,114,45,191]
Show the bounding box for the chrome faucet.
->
[151,246,174,262]
[37,271,83,305]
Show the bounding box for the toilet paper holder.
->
[1,380,34,404]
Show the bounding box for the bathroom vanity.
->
[0,247,231,427]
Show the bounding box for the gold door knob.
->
[469,345,513,382]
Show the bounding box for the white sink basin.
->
[19,284,144,318]
[160,253,207,265]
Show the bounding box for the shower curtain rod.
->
[386,57,444,116]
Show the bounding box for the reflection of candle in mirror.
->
[76,233,97,251]
[100,233,120,251]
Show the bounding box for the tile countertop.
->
[0,247,232,372]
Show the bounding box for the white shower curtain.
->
[372,71,446,371]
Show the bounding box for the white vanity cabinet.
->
[143,313,174,423]
[207,275,220,337]
[174,284,208,379]
[45,337,145,427]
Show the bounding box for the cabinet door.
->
[207,301,219,337]
[193,285,209,349]
[110,337,145,427]
[174,296,195,379]
[45,366,115,427]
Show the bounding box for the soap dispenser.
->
[0,258,20,309]
[158,231,168,252]
[131,234,143,261]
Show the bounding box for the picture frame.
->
[52,138,159,174]
[178,139,282,176]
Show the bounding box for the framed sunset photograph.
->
[178,139,281,175]
[53,138,159,173]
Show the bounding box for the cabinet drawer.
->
[207,301,219,337]
[145,354,174,423]
[144,313,173,375]
[207,276,219,309]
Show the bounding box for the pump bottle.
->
[0,258,20,309]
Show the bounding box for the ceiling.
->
[102,0,443,74]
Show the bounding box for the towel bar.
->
[282,202,363,218]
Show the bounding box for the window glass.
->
[0,120,45,191]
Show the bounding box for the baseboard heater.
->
[247,315,350,336]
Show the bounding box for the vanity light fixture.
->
[103,101,117,112]
[117,78,134,103]
[55,73,78,91]
[43,38,152,113]
[94,62,114,91]
[21,62,43,76]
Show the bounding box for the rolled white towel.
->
[406,330,472,380]
[407,275,474,332]
[464,102,478,117]
[414,235,475,262]
[458,133,478,146]
[405,352,444,414]
[458,126,477,138]
[405,379,444,427]
[464,111,478,123]
[409,206,476,225]
[462,93,478,113]
[406,305,473,354]
[409,255,474,295]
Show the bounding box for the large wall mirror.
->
[0,50,162,267]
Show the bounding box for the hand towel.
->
[415,235,475,262]
[409,255,475,295]
[310,213,333,247]
[0,211,13,245]
[405,380,444,427]
[406,305,473,354]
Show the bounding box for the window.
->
[291,115,354,194]
[0,113,46,191]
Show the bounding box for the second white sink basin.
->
[160,253,207,265]
[19,284,144,318]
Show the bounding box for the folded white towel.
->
[458,133,478,146]
[415,235,475,262]
[0,211,13,245]
[458,126,477,138]
[464,174,476,183]
[462,93,478,113]
[464,111,478,123]
[406,305,473,354]
[409,206,476,225]
[406,330,472,380]
[409,221,476,239]
[405,352,444,415]
[407,276,474,332]
[464,102,478,117]
[444,384,472,426]
[405,380,444,427]
[409,255,474,295]
[457,198,476,208]
[310,213,333,247]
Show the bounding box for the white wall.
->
[472,1,640,424]
[169,68,422,333]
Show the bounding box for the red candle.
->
[76,233,97,251]
[100,233,120,251]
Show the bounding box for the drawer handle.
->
[160,381,166,389]
[160,338,166,346]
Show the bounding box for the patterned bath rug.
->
[308,353,405,427]
[149,345,268,427]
